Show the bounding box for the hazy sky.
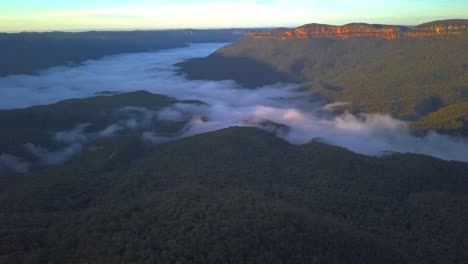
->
[1,0,468,32]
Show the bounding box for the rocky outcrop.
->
[406,22,467,38]
[245,20,468,40]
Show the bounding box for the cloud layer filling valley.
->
[0,43,467,167]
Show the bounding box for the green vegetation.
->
[178,54,294,87]
[413,102,468,135]
[1,27,468,262]
[0,29,245,76]
[178,27,468,133]
[0,91,197,168]
[1,126,468,263]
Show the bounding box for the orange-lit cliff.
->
[245,20,468,40]
[406,22,467,38]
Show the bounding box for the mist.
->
[0,43,467,164]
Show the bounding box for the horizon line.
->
[2,18,466,34]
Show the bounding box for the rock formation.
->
[245,20,468,40]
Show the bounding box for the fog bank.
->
[0,43,467,164]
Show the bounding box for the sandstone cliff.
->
[245,20,468,40]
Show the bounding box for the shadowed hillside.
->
[0,91,200,172]
[1,126,468,263]
[0,29,248,76]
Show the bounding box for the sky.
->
[1,0,468,32]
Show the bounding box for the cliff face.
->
[245,24,405,40]
[245,20,468,40]
[406,23,467,38]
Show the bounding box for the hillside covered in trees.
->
[0,29,248,76]
[1,19,468,262]
[178,20,468,135]
[0,90,201,173]
[1,95,468,263]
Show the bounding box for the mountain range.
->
[178,19,468,135]
[245,20,468,40]
[0,29,249,76]
[1,19,468,264]
[1,92,467,263]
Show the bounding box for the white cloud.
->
[0,153,31,173]
[1,43,467,163]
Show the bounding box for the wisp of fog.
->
[0,43,467,163]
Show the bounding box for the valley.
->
[178,20,468,135]
[1,17,468,264]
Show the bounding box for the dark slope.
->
[177,54,294,87]
[177,20,468,134]
[1,127,468,263]
[0,91,199,172]
[0,29,247,76]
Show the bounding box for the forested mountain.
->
[0,90,200,173]
[0,29,249,76]
[1,18,468,263]
[1,92,468,264]
[178,20,468,134]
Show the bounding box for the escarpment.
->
[245,20,468,40]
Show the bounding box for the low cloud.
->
[25,143,83,165]
[17,106,189,169]
[321,101,350,111]
[0,43,467,166]
[142,132,172,144]
[99,124,124,137]
[0,153,31,173]
[54,123,90,144]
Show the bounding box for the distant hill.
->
[0,29,249,76]
[177,19,468,134]
[1,125,468,263]
[1,33,468,262]
[244,19,468,40]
